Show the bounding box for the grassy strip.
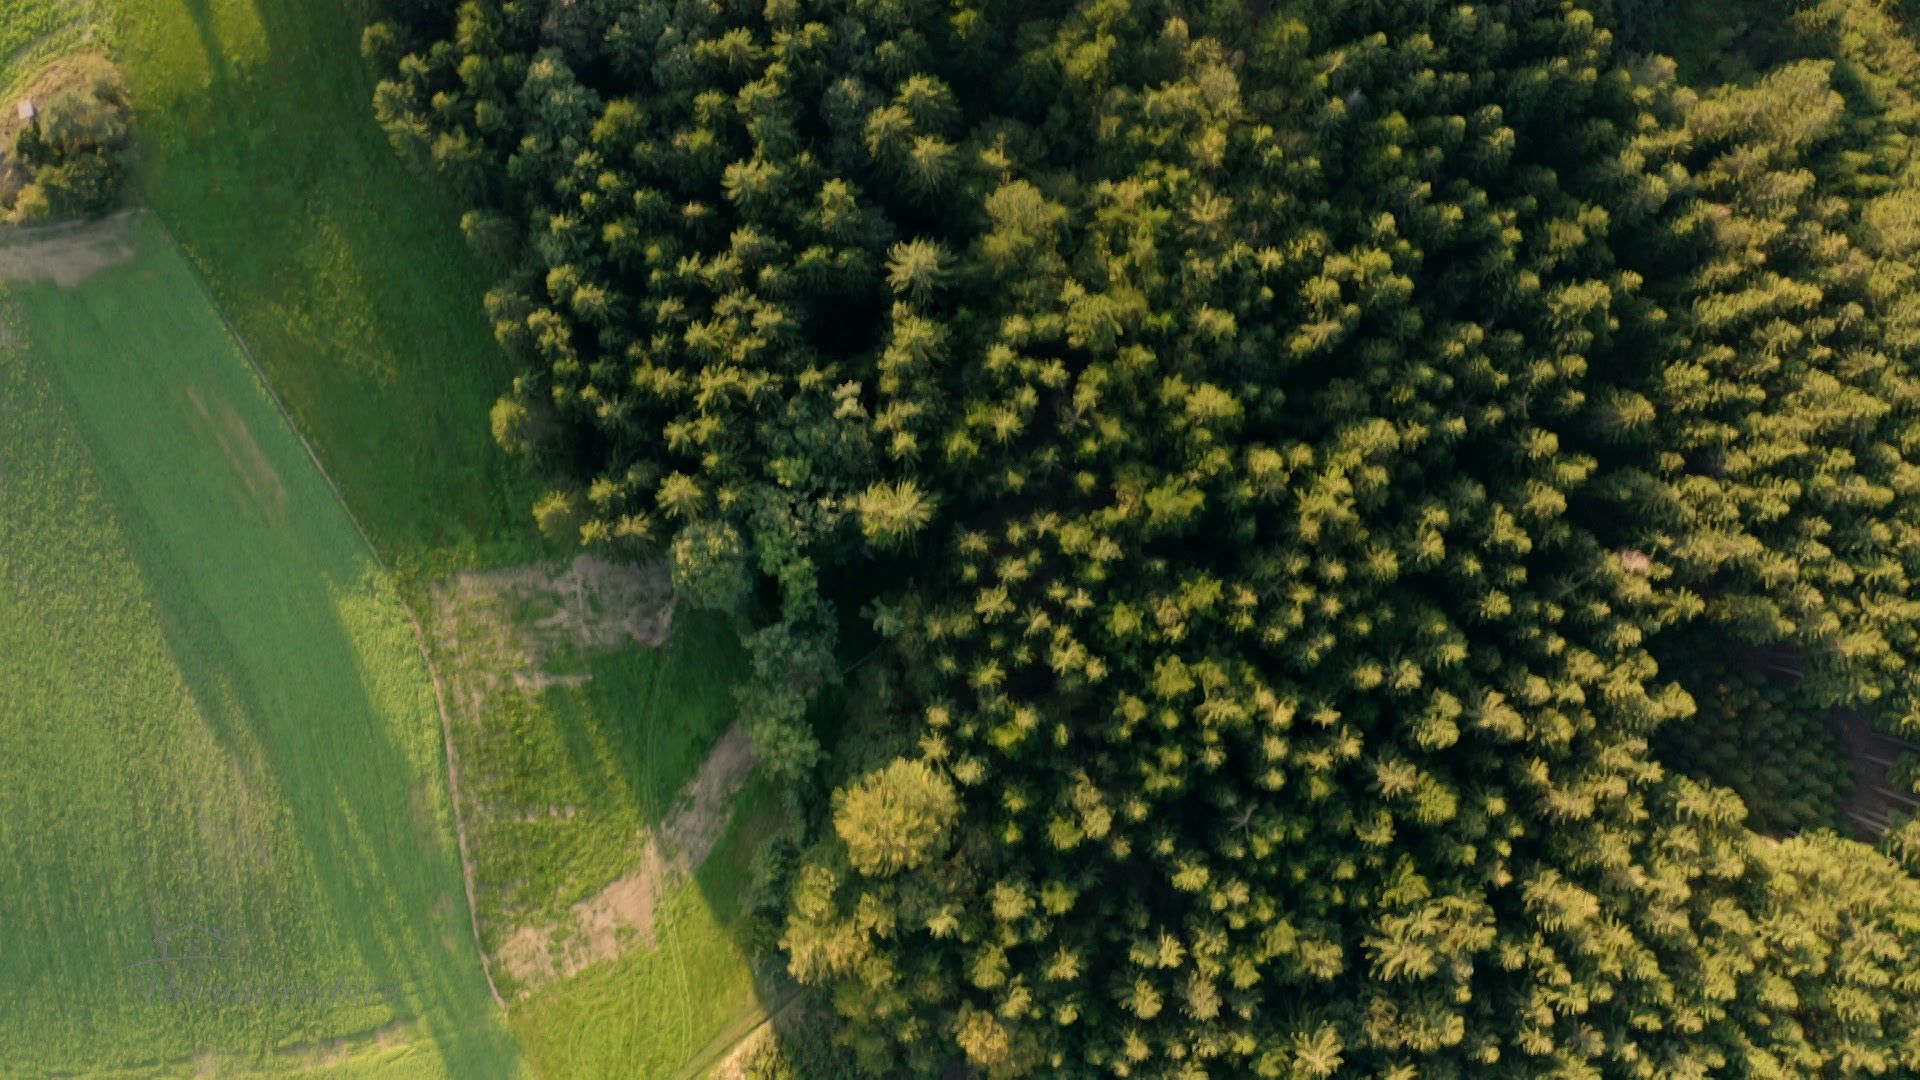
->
[506,776,788,1080]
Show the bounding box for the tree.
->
[372,0,1920,1074]
[4,69,135,222]
[832,758,957,877]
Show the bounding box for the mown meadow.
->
[0,213,516,1076]
[106,0,531,567]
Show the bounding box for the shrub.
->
[5,70,134,223]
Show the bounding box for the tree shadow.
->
[125,0,533,566]
[179,0,237,92]
[22,256,518,1075]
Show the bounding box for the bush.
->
[5,70,135,223]
[8,183,50,224]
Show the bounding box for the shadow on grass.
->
[179,0,235,93]
[22,264,519,1074]
[121,0,534,567]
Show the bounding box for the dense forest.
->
[372,0,1920,1074]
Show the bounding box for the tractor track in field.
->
[0,15,98,95]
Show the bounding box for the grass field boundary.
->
[146,212,508,1017]
[665,988,804,1080]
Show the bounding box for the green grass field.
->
[0,214,518,1077]
[507,781,786,1080]
[0,0,99,94]
[104,0,537,569]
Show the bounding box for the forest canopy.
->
[374,0,1920,1074]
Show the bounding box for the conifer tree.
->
[370,0,1920,1073]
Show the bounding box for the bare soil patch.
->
[431,554,674,698]
[184,384,290,518]
[0,206,138,287]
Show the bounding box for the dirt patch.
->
[495,724,756,993]
[276,1020,416,1073]
[0,206,137,286]
[431,554,674,701]
[661,724,756,860]
[184,384,290,519]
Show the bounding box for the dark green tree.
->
[370,0,1920,1074]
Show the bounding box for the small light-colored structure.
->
[1618,548,1653,576]
[16,99,35,123]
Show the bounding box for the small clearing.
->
[431,554,675,699]
[431,553,731,994]
[495,723,756,992]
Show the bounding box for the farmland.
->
[0,213,517,1075]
